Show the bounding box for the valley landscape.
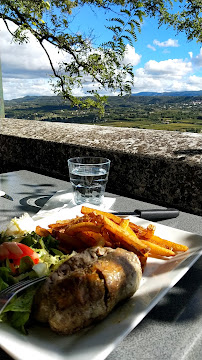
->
[4,91,202,133]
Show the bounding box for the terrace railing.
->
[1,118,202,215]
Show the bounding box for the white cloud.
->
[0,19,201,100]
[123,44,141,66]
[0,19,73,99]
[188,75,202,88]
[0,20,106,100]
[190,48,202,67]
[153,38,179,48]
[147,44,156,51]
[131,57,198,94]
[0,20,71,79]
[2,78,55,100]
[0,20,142,99]
[132,75,164,93]
[147,38,179,54]
[144,59,192,77]
[131,72,202,94]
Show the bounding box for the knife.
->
[114,208,179,221]
[0,190,13,201]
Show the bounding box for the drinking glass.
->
[68,157,111,205]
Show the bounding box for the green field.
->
[4,94,202,133]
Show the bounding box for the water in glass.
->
[69,165,109,205]
[68,157,110,205]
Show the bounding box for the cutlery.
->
[0,276,47,315]
[114,208,179,221]
[0,190,13,201]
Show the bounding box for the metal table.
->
[0,170,202,360]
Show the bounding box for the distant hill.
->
[4,90,202,104]
[4,91,202,133]
[132,90,202,97]
[4,95,64,104]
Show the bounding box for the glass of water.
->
[68,157,111,205]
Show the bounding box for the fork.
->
[0,276,47,315]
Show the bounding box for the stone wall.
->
[1,118,202,215]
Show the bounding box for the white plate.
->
[1,206,202,360]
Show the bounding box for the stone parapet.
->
[1,118,202,215]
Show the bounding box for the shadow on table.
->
[16,183,57,214]
[148,257,202,323]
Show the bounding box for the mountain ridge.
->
[132,90,202,97]
[4,90,202,103]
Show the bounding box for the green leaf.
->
[43,235,59,252]
[0,265,16,289]
[4,287,36,313]
[0,277,9,291]
[10,311,30,334]
[18,256,35,274]
[0,266,11,280]
[3,287,37,334]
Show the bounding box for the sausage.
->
[33,246,142,334]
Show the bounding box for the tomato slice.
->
[0,242,39,264]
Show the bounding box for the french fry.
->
[77,231,105,247]
[129,222,156,240]
[101,228,114,247]
[54,231,86,252]
[37,207,188,264]
[65,222,102,236]
[129,222,144,234]
[119,219,130,229]
[48,220,74,230]
[147,235,189,253]
[49,215,94,229]
[124,223,139,237]
[111,235,147,257]
[48,223,69,230]
[138,224,156,239]
[102,216,149,254]
[103,221,148,269]
[81,206,122,224]
[55,219,73,225]
[127,224,179,257]
[35,225,52,237]
[140,239,175,257]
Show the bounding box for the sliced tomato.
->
[0,242,39,265]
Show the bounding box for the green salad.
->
[0,213,70,333]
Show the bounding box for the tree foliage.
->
[0,1,201,113]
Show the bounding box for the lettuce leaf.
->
[0,230,70,333]
[0,265,16,291]
[2,286,37,334]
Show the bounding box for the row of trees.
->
[0,1,201,113]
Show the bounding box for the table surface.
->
[0,170,202,360]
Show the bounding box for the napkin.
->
[33,190,116,223]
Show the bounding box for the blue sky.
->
[0,3,201,100]
[70,4,201,70]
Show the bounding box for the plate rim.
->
[1,205,202,360]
